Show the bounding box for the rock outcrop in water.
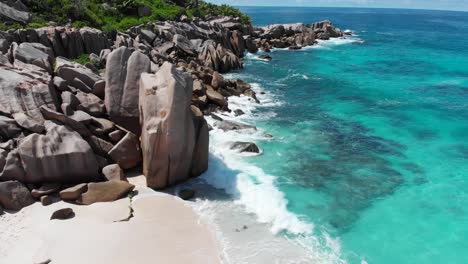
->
[0,11,345,210]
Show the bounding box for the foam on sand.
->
[190,78,347,263]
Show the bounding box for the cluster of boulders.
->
[0,14,346,212]
[0,26,111,60]
[250,20,345,51]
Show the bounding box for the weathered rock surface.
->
[0,1,31,24]
[80,27,108,55]
[17,122,100,183]
[139,62,208,189]
[12,112,45,133]
[105,47,150,134]
[199,40,242,73]
[0,66,58,122]
[0,116,22,140]
[55,57,102,93]
[206,86,226,107]
[0,180,35,210]
[13,42,54,73]
[108,132,142,169]
[102,164,126,182]
[59,183,88,201]
[78,181,134,205]
[0,149,26,181]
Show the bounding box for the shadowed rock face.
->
[0,1,31,24]
[13,42,54,73]
[105,47,150,134]
[139,62,208,189]
[17,121,100,184]
[0,180,34,210]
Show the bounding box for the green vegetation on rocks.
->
[0,0,251,32]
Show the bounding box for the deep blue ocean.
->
[211,6,468,264]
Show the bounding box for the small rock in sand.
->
[50,208,75,220]
[102,164,126,182]
[40,195,53,206]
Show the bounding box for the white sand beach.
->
[0,175,224,264]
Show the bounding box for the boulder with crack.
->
[105,47,150,134]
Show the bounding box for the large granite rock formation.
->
[105,47,150,134]
[0,26,110,59]
[0,15,345,210]
[139,62,208,189]
[17,121,100,183]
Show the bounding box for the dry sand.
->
[0,176,224,264]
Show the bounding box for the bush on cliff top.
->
[0,0,251,32]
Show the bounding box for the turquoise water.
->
[230,7,468,264]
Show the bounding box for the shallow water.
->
[195,7,468,264]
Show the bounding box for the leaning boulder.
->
[104,47,150,134]
[0,181,35,211]
[17,121,100,183]
[139,62,208,189]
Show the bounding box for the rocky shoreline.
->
[0,14,346,214]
